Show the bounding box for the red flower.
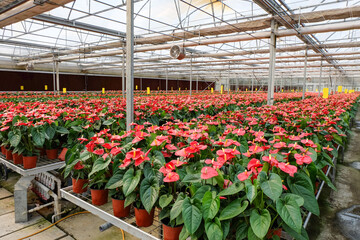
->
[102,142,120,149]
[323,145,333,151]
[294,153,312,165]
[93,149,104,155]
[119,158,131,168]
[277,162,297,177]
[163,172,180,182]
[134,149,151,166]
[247,158,263,170]
[170,159,187,167]
[273,142,287,149]
[0,126,9,131]
[74,161,84,170]
[110,147,122,156]
[237,170,251,181]
[201,167,218,179]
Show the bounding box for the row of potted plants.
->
[63,93,358,240]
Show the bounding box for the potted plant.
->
[43,123,61,160]
[64,146,92,194]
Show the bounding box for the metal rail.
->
[0,154,65,176]
[60,186,161,240]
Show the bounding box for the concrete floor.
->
[308,107,360,240]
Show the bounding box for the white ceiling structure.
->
[0,0,359,88]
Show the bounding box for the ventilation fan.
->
[170,45,186,60]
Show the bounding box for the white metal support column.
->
[52,57,56,92]
[166,68,168,93]
[122,45,125,98]
[55,61,60,94]
[252,71,254,93]
[319,58,323,97]
[302,48,308,100]
[267,19,277,105]
[190,55,192,96]
[126,0,134,131]
[196,76,199,92]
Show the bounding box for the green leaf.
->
[287,173,319,215]
[202,191,220,220]
[245,180,257,203]
[105,171,124,189]
[260,173,283,201]
[218,182,244,196]
[10,134,21,147]
[170,194,185,221]
[45,126,55,140]
[205,218,223,240]
[153,150,165,165]
[159,194,173,209]
[276,195,302,233]
[56,127,69,134]
[182,173,201,183]
[282,193,304,207]
[317,169,336,191]
[89,157,111,177]
[247,226,262,240]
[179,226,190,240]
[140,176,159,214]
[219,199,249,221]
[124,192,136,208]
[122,168,141,196]
[236,222,248,240]
[282,223,309,240]
[193,185,211,200]
[103,119,116,126]
[31,127,45,147]
[250,209,271,239]
[182,197,202,234]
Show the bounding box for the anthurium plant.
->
[0,91,358,240]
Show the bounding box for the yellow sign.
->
[306,89,308,92]
[245,88,247,91]
[63,88,66,93]
[281,89,283,92]
[211,88,214,93]
[102,88,105,94]
[338,86,342,93]
[136,85,138,90]
[157,86,159,90]
[345,89,348,94]
[20,86,24,90]
[220,85,223,94]
[179,87,181,91]
[45,85,48,90]
[147,87,150,94]
[316,89,318,92]
[255,88,257,91]
[323,88,329,99]
[171,87,173,90]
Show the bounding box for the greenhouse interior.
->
[0,0,360,240]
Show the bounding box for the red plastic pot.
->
[72,178,89,194]
[134,207,154,227]
[1,146,6,155]
[12,153,23,165]
[162,223,183,240]
[112,198,130,218]
[46,149,58,160]
[58,148,68,161]
[90,188,108,206]
[5,149,13,160]
[267,228,282,239]
[23,156,38,169]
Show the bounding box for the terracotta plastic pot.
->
[162,223,183,240]
[112,198,130,218]
[58,148,68,161]
[90,188,108,206]
[134,207,154,227]
[23,156,38,169]
[5,149,13,160]
[46,149,58,160]
[267,228,282,239]
[1,146,6,155]
[12,153,23,165]
[72,178,89,194]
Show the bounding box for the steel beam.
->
[126,0,134,131]
[302,48,308,100]
[267,19,277,105]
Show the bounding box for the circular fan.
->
[170,45,186,60]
